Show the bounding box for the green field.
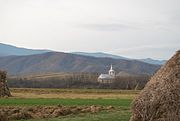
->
[0,88,136,121]
[0,98,132,107]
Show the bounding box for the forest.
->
[8,73,150,90]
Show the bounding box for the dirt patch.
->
[0,105,114,120]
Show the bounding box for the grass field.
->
[0,98,132,107]
[1,88,138,121]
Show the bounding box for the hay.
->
[0,113,8,121]
[0,105,112,120]
[130,50,180,121]
[0,70,11,97]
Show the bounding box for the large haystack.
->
[0,71,11,97]
[130,50,180,121]
[0,113,8,121]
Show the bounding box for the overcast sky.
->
[0,0,180,59]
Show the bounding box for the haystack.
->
[0,70,11,97]
[0,113,8,121]
[130,50,180,121]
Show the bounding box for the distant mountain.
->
[138,58,166,65]
[0,52,160,76]
[0,43,165,65]
[72,52,166,65]
[0,43,51,56]
[71,52,128,60]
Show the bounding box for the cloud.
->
[77,23,136,31]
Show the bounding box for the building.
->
[98,65,115,83]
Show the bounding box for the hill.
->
[0,43,51,56]
[138,58,166,65]
[71,52,128,60]
[0,43,165,65]
[71,52,166,65]
[0,52,160,76]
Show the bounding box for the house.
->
[98,65,115,83]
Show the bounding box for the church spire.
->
[109,64,115,76]
[110,64,113,70]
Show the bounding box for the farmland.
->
[9,88,139,99]
[0,88,139,121]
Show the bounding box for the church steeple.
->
[110,65,113,71]
[109,65,115,76]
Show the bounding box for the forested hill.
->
[0,52,160,76]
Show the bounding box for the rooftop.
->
[98,74,114,80]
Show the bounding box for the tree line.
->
[7,73,150,90]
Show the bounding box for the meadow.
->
[0,88,139,121]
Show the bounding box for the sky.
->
[0,0,180,60]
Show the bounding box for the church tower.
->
[109,65,115,77]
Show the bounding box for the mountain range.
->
[0,43,51,56]
[0,52,160,76]
[71,52,166,65]
[71,52,128,60]
[0,43,166,65]
[0,43,162,76]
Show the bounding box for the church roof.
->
[98,74,114,80]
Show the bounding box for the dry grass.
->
[0,105,109,120]
[10,72,74,80]
[10,88,138,99]
[11,92,137,99]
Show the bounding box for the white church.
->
[98,65,116,83]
